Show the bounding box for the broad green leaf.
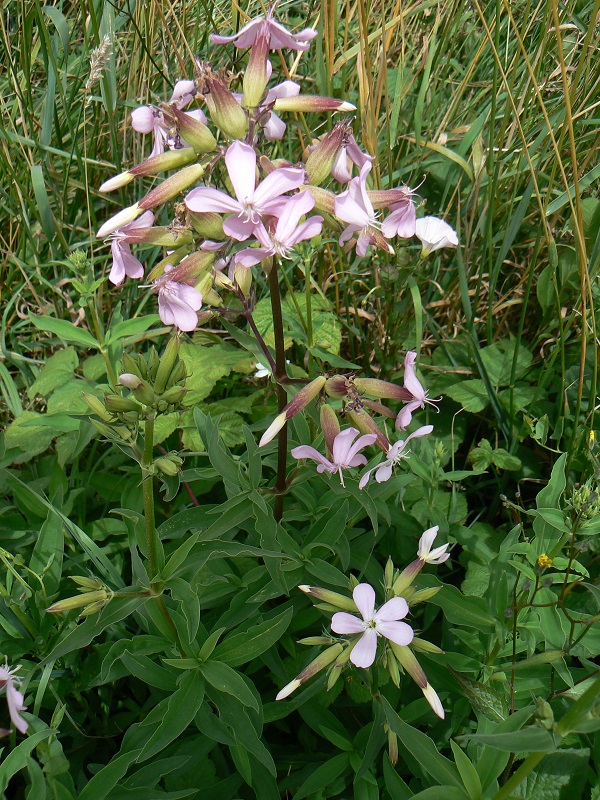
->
[445,380,489,412]
[382,698,464,789]
[29,314,101,349]
[0,728,57,794]
[461,725,556,753]
[200,661,258,712]
[27,346,78,399]
[137,670,206,761]
[293,753,351,799]
[417,576,496,632]
[4,412,55,463]
[104,315,160,345]
[180,342,252,405]
[212,607,293,667]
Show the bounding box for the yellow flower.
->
[537,553,553,569]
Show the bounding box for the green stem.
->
[268,259,289,522]
[142,412,160,580]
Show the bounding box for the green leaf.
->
[180,342,252,406]
[510,749,589,799]
[27,347,78,399]
[450,741,482,800]
[293,753,351,800]
[104,315,160,345]
[200,661,258,712]
[382,697,464,789]
[446,380,490,412]
[29,314,101,349]
[460,726,556,753]
[137,670,205,762]
[449,668,508,723]
[0,728,57,794]
[212,608,293,667]
[4,412,56,463]
[43,596,147,664]
[417,576,496,632]
[78,749,143,800]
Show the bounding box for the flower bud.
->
[324,374,351,398]
[155,454,183,476]
[197,63,248,140]
[259,376,326,447]
[161,105,218,154]
[392,559,423,596]
[276,643,344,700]
[160,385,187,405]
[97,204,142,238]
[388,729,399,766]
[389,642,444,718]
[353,378,412,402]
[118,373,155,406]
[46,589,110,615]
[408,586,442,605]
[103,394,143,414]
[189,211,225,239]
[298,585,357,611]
[305,123,346,186]
[298,637,335,646]
[346,409,390,452]
[232,262,252,298]
[320,404,340,454]
[82,392,114,422]
[146,247,194,282]
[154,336,181,395]
[99,171,135,193]
[128,146,200,178]
[273,96,356,113]
[242,25,270,108]
[302,186,336,215]
[411,637,444,655]
[138,164,205,211]
[326,646,352,690]
[121,353,145,380]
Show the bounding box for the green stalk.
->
[268,259,289,521]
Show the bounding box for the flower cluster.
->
[276,528,451,719]
[97,7,457,334]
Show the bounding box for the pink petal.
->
[381,202,416,239]
[266,80,301,102]
[331,612,365,634]
[185,187,241,215]
[344,433,377,464]
[331,148,353,183]
[235,248,270,268]
[355,230,373,257]
[353,583,376,621]
[169,79,196,108]
[346,453,368,468]
[275,191,315,243]
[254,167,306,208]
[349,628,378,668]
[403,351,426,401]
[263,112,287,140]
[358,467,375,490]
[376,619,414,647]
[223,215,256,241]
[335,189,370,228]
[395,400,422,431]
[211,18,262,48]
[6,684,28,734]
[185,108,208,126]
[225,141,257,204]
[338,223,361,246]
[331,428,361,465]
[131,106,156,134]
[289,215,323,246]
[176,284,203,310]
[374,462,393,483]
[376,597,409,622]
[290,445,335,472]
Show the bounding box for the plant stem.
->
[142,412,160,579]
[268,258,289,521]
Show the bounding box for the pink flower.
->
[415,216,458,256]
[396,352,439,430]
[108,210,155,285]
[381,196,417,239]
[331,133,373,183]
[185,140,306,240]
[334,163,393,257]
[211,10,317,51]
[291,427,376,487]
[331,584,414,668]
[235,191,323,267]
[152,264,203,332]
[0,663,28,734]
[263,79,301,139]
[359,425,433,489]
[131,81,207,158]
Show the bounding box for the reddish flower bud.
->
[138,163,205,210]
[320,404,340,455]
[196,62,249,140]
[161,105,218,154]
[273,95,355,113]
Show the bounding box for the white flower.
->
[0,663,28,734]
[417,526,451,564]
[359,425,433,489]
[414,216,458,256]
[331,583,414,668]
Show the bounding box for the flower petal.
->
[225,141,257,204]
[235,247,270,268]
[349,628,377,668]
[353,583,376,621]
[375,597,409,622]
[418,526,440,559]
[6,684,28,734]
[223,214,257,241]
[331,612,365,634]
[376,619,414,647]
[331,428,360,465]
[395,400,422,431]
[290,445,335,472]
[185,187,241,215]
[263,111,287,140]
[374,462,393,483]
[254,167,306,208]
